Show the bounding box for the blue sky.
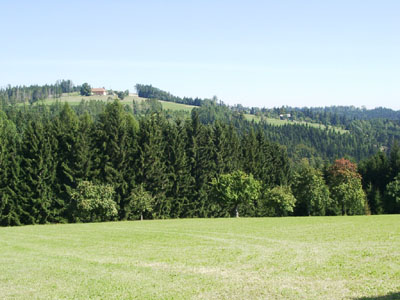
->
[1,0,399,109]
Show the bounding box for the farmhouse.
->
[91,88,107,96]
[279,113,292,120]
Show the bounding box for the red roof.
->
[91,88,106,92]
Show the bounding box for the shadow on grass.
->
[354,292,400,300]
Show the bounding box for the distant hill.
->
[2,81,400,163]
[36,92,346,133]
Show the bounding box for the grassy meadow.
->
[158,100,197,112]
[38,93,143,106]
[1,216,399,299]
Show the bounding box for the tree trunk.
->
[140,213,143,221]
[235,207,239,218]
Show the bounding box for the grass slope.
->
[38,94,347,133]
[38,93,142,106]
[1,216,399,299]
[39,94,196,113]
[158,100,197,112]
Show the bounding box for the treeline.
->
[132,98,392,164]
[135,84,400,124]
[292,106,400,122]
[0,80,78,105]
[359,147,400,214]
[1,101,399,226]
[191,102,380,163]
[135,84,205,106]
[0,101,289,225]
[134,85,400,156]
[249,106,400,124]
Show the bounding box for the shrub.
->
[258,186,296,217]
[71,181,117,222]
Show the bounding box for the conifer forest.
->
[1,82,400,226]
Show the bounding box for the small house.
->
[91,88,107,96]
[279,113,292,120]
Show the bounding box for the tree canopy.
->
[80,83,91,96]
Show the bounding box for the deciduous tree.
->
[258,186,296,217]
[210,170,261,217]
[327,158,366,215]
[71,181,117,222]
[80,83,91,96]
[292,162,330,216]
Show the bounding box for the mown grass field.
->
[1,216,399,299]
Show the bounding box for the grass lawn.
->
[159,100,197,112]
[0,216,399,299]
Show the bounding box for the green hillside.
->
[38,92,143,106]
[158,100,197,112]
[38,93,346,132]
[244,114,348,133]
[1,216,399,299]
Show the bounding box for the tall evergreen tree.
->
[18,118,57,224]
[359,151,389,214]
[0,113,22,225]
[163,119,193,218]
[389,143,400,181]
[136,114,169,218]
[51,103,80,222]
[121,113,139,219]
[185,111,217,217]
[92,101,131,218]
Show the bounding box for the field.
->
[1,216,399,299]
[158,100,197,112]
[38,93,143,106]
[39,94,195,112]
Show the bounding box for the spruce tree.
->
[185,111,217,217]
[51,103,80,222]
[120,113,139,219]
[18,118,57,224]
[163,119,193,218]
[0,113,23,225]
[136,114,169,218]
[92,100,131,219]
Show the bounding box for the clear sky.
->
[1,0,399,109]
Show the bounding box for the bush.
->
[258,186,296,217]
[71,181,117,222]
